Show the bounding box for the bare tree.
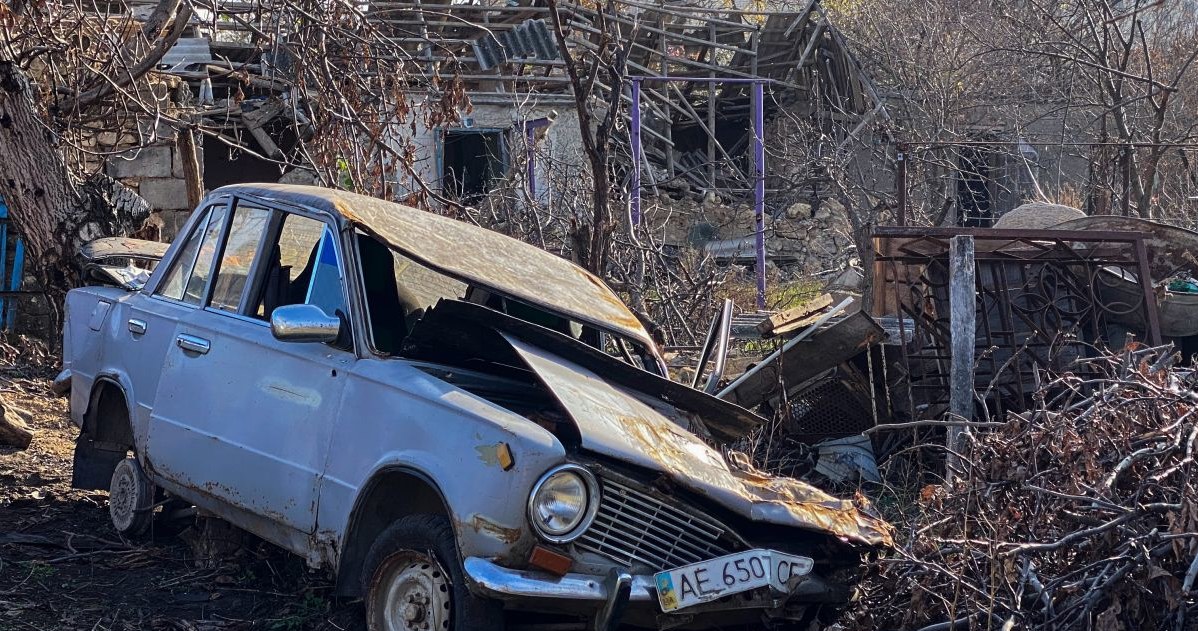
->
[544,0,634,276]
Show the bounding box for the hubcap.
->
[377,553,452,631]
[109,465,138,531]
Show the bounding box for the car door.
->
[147,197,353,545]
[117,202,227,449]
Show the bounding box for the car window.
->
[358,232,467,354]
[158,204,227,304]
[253,213,346,320]
[210,205,272,313]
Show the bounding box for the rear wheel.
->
[108,457,155,536]
[363,515,501,631]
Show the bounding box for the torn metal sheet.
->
[719,310,885,411]
[501,332,894,548]
[218,184,654,349]
[422,299,767,442]
[88,264,153,290]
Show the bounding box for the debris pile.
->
[844,345,1198,631]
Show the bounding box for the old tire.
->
[363,515,501,631]
[108,457,155,536]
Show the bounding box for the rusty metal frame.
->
[871,226,1163,420]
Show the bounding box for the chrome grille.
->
[576,477,735,571]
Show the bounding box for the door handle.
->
[176,334,210,355]
[127,319,147,335]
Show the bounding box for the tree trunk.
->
[0,57,87,297]
[0,59,152,312]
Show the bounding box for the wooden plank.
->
[947,235,976,483]
[756,293,833,337]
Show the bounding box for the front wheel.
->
[363,515,502,631]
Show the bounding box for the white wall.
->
[390,94,585,208]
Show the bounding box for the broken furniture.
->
[718,297,890,482]
[871,226,1163,423]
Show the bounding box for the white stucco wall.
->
[391,94,585,207]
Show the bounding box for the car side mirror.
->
[270,304,342,343]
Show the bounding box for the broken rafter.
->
[566,19,802,89]
[568,4,756,55]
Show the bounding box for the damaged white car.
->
[61,184,893,631]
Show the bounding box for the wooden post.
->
[177,128,204,209]
[947,235,975,483]
[659,9,675,180]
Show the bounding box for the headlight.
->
[527,464,599,543]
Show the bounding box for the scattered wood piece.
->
[240,100,285,159]
[0,400,34,449]
[204,64,290,91]
[0,533,59,547]
[757,293,832,337]
[177,128,204,208]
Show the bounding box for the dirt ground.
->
[0,340,364,631]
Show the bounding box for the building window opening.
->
[442,129,508,205]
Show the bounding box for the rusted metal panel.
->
[216,183,654,348]
[420,299,767,441]
[719,311,885,411]
[79,237,169,262]
[502,332,894,548]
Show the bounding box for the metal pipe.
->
[753,80,766,310]
[526,123,537,201]
[625,75,776,84]
[895,143,907,226]
[631,79,642,225]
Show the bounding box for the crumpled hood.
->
[501,333,894,548]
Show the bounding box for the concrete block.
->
[139,178,191,211]
[106,145,173,179]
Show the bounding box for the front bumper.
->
[464,556,847,607]
[464,557,656,603]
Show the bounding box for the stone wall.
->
[636,192,858,276]
[104,137,201,240]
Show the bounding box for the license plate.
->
[653,549,814,612]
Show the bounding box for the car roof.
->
[215,183,652,347]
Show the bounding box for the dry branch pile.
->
[846,346,1198,631]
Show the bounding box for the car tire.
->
[363,514,502,631]
[108,457,155,536]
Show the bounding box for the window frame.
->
[205,198,276,319]
[203,195,353,336]
[149,201,229,307]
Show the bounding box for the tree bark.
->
[0,58,153,309]
[0,0,187,319]
[0,56,89,297]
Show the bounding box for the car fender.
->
[320,364,570,570]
